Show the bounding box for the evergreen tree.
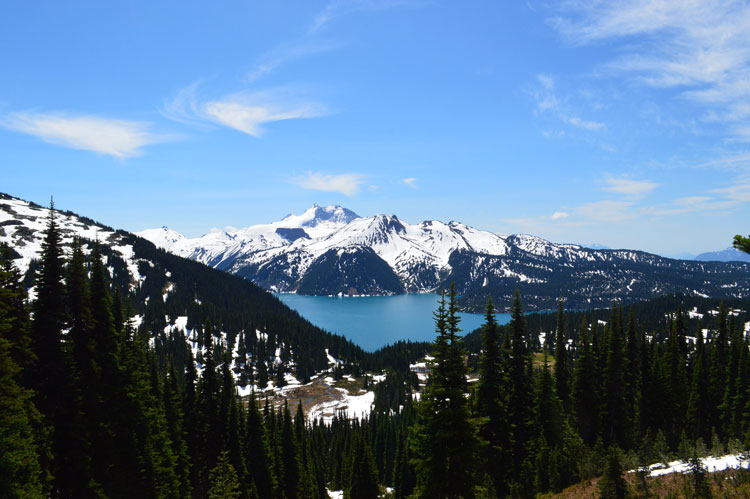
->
[392,421,415,499]
[687,452,712,499]
[733,233,750,254]
[0,256,46,497]
[475,296,509,495]
[0,244,35,375]
[281,401,301,499]
[195,323,221,496]
[572,317,598,446]
[345,434,380,499]
[554,300,571,414]
[598,448,627,499]
[296,402,319,499]
[163,362,192,498]
[412,285,478,498]
[244,392,276,499]
[662,318,688,447]
[110,319,180,498]
[183,349,199,493]
[601,305,629,449]
[624,310,640,440]
[638,327,654,439]
[507,289,534,491]
[30,202,99,497]
[708,304,728,437]
[533,353,564,493]
[208,451,242,499]
[730,330,749,439]
[687,322,710,444]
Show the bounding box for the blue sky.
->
[2,1,750,257]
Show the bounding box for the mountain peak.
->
[282,204,360,228]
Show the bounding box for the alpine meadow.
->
[4,2,750,498]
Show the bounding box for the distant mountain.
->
[694,247,750,263]
[139,205,750,311]
[665,251,698,260]
[577,243,610,250]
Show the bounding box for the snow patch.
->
[633,453,750,477]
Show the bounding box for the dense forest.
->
[3,208,750,497]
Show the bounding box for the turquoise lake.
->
[275,293,511,352]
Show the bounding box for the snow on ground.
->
[326,349,342,366]
[162,282,174,302]
[409,357,431,383]
[327,490,343,499]
[631,453,750,477]
[308,390,375,424]
[688,307,704,319]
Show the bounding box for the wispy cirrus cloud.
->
[603,177,659,197]
[310,0,424,33]
[289,171,365,197]
[550,0,750,138]
[551,211,569,220]
[531,74,605,132]
[163,84,327,137]
[402,177,418,189]
[247,41,339,82]
[711,181,750,203]
[577,200,636,223]
[2,111,165,158]
[646,195,738,216]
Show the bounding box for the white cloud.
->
[712,182,750,203]
[163,85,327,137]
[566,115,605,131]
[290,172,365,197]
[646,195,738,215]
[603,177,659,196]
[2,111,163,158]
[247,41,338,82]
[531,74,605,132]
[402,177,418,188]
[310,0,423,33]
[550,1,750,138]
[577,200,635,223]
[203,93,326,137]
[551,211,569,220]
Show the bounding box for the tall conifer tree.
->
[475,296,510,495]
[412,285,478,498]
[572,317,598,446]
[554,300,571,414]
[687,321,710,443]
[507,289,534,492]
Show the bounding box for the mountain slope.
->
[0,193,365,383]
[139,204,750,311]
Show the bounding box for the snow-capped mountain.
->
[138,206,516,296]
[138,204,750,310]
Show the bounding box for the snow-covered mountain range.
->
[138,204,750,311]
[138,204,514,295]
